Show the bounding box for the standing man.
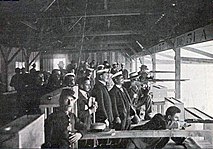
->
[84,67,95,90]
[110,62,119,74]
[109,71,137,147]
[77,77,97,130]
[109,71,136,131]
[138,65,153,120]
[10,68,23,116]
[63,73,76,87]
[58,61,67,80]
[91,68,114,147]
[120,63,129,79]
[91,68,114,128]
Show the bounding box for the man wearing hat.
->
[91,67,114,147]
[127,72,141,112]
[109,71,137,147]
[91,68,114,128]
[128,72,152,120]
[138,65,153,120]
[85,67,95,90]
[138,64,148,74]
[138,64,153,83]
[63,73,76,87]
[120,63,129,79]
[110,62,119,74]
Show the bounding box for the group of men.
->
[10,60,193,148]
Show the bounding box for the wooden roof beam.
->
[64,30,143,38]
[45,49,122,54]
[12,9,141,20]
[182,47,213,58]
[70,40,134,46]
[37,45,127,52]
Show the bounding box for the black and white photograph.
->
[0,0,213,148]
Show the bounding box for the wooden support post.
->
[23,48,31,71]
[40,52,44,71]
[130,58,134,72]
[151,54,156,79]
[175,48,181,99]
[135,57,138,72]
[0,47,12,91]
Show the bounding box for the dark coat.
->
[10,74,24,91]
[109,85,135,130]
[121,68,129,79]
[130,113,185,149]
[91,81,114,125]
[77,90,92,130]
[44,108,87,148]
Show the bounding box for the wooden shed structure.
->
[0,0,213,148]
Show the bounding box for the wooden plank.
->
[185,107,213,120]
[182,47,213,58]
[150,71,175,73]
[81,130,212,140]
[181,57,213,64]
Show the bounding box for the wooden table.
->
[81,129,212,140]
